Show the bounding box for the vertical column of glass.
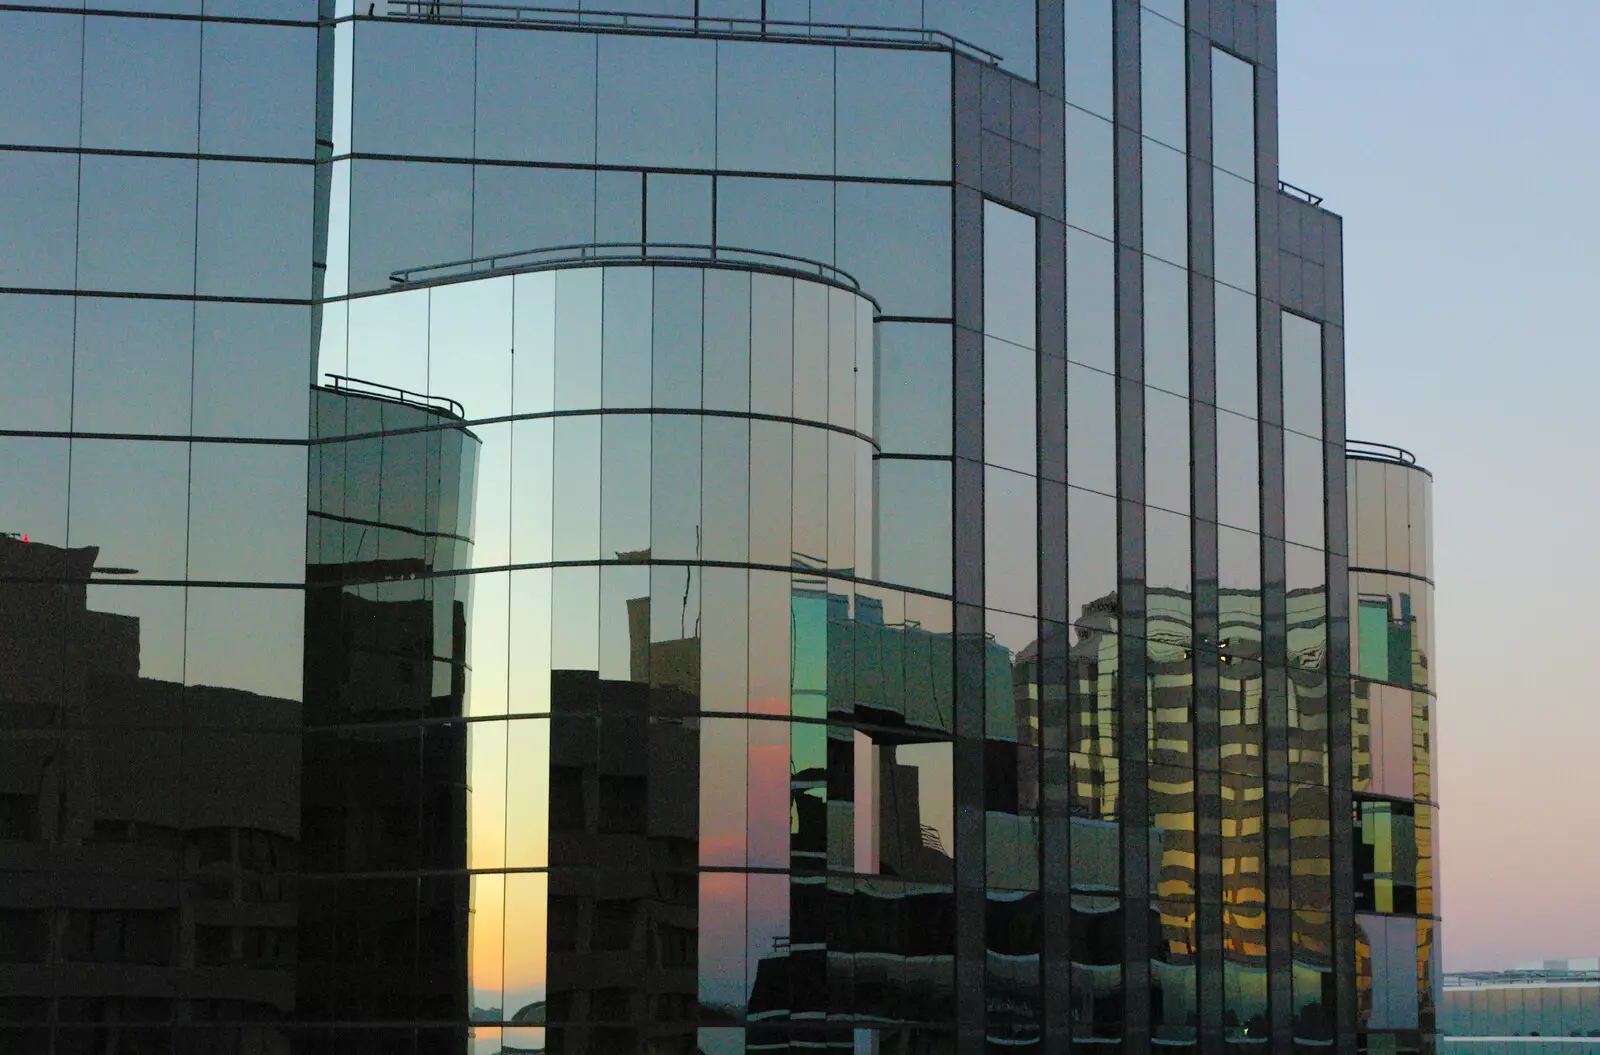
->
[1348,455,1436,1052]
[1208,43,1271,1053]
[981,200,1043,1047]
[1139,5,1199,1047]
[1064,0,1124,1044]
[0,6,318,1051]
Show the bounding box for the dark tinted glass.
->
[72,297,193,436]
[68,440,190,581]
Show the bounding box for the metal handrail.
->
[1346,440,1417,466]
[389,241,864,291]
[325,373,466,419]
[1277,179,1324,207]
[384,1,1004,65]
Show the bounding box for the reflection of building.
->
[0,535,300,1052]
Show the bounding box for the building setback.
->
[0,0,1436,1053]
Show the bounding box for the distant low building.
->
[1442,964,1600,1054]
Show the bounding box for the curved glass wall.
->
[1348,446,1439,1054]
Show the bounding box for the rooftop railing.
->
[1278,179,1325,208]
[1346,440,1418,466]
[385,1,1004,65]
[389,241,865,293]
[326,373,466,420]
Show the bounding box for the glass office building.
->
[1440,964,1600,1054]
[0,0,1424,1052]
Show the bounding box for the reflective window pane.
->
[1282,311,1324,439]
[1065,106,1115,240]
[1144,256,1190,397]
[77,155,197,296]
[184,586,304,700]
[1142,140,1188,267]
[197,161,313,300]
[836,48,951,179]
[1140,8,1187,151]
[0,295,74,432]
[188,444,307,584]
[1284,429,1326,549]
[1217,409,1260,532]
[597,35,715,169]
[1214,170,1257,293]
[72,298,193,436]
[1064,0,1114,118]
[475,29,597,164]
[647,172,713,246]
[926,0,1036,81]
[0,437,70,549]
[351,21,472,157]
[985,338,1037,474]
[1144,387,1190,515]
[1212,48,1257,182]
[0,11,81,148]
[877,459,951,595]
[348,160,471,294]
[201,22,316,159]
[472,166,597,263]
[1066,230,1116,372]
[68,439,189,580]
[835,182,951,318]
[986,466,1037,616]
[878,323,952,455]
[716,176,833,268]
[1215,284,1258,417]
[984,201,1037,349]
[717,41,832,175]
[82,15,199,152]
[0,151,78,290]
[1067,363,1117,496]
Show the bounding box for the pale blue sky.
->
[1278,3,1600,970]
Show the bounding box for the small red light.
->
[21,535,27,543]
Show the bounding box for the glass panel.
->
[1066,230,1116,371]
[1217,409,1260,532]
[700,872,748,1020]
[351,21,472,157]
[0,437,70,548]
[1067,485,1116,628]
[1144,256,1190,397]
[78,154,198,296]
[1144,387,1190,515]
[68,439,189,580]
[1214,170,1258,293]
[597,35,715,169]
[703,269,752,413]
[716,176,833,268]
[1064,0,1114,119]
[700,567,748,712]
[1142,139,1188,267]
[188,444,307,584]
[200,22,316,159]
[184,586,304,700]
[601,267,654,408]
[985,337,1037,474]
[502,871,548,1025]
[347,287,428,398]
[701,716,749,864]
[0,11,81,148]
[508,568,554,714]
[552,417,602,562]
[986,467,1038,617]
[1067,363,1117,496]
[750,274,795,418]
[651,415,703,561]
[1065,106,1115,240]
[748,421,792,568]
[646,171,713,245]
[791,426,828,569]
[1140,7,1187,151]
[193,304,310,440]
[0,151,77,290]
[984,201,1037,349]
[652,267,704,409]
[555,268,604,410]
[83,583,187,684]
[475,28,597,164]
[1212,48,1257,182]
[836,48,951,179]
[600,415,652,560]
[835,182,951,318]
[717,41,832,175]
[878,322,951,455]
[1284,430,1326,549]
[72,298,192,436]
[0,296,73,432]
[472,165,597,262]
[81,15,199,152]
[347,160,471,294]
[1215,284,1258,417]
[1146,507,1190,594]
[877,460,952,595]
[196,161,313,300]
[1282,311,1325,439]
[792,281,829,425]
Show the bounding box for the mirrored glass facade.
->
[0,0,1402,1052]
[1347,444,1439,1055]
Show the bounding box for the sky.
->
[1276,4,1600,971]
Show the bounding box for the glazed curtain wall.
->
[1349,455,1439,1048]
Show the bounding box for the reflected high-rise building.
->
[0,0,1432,1052]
